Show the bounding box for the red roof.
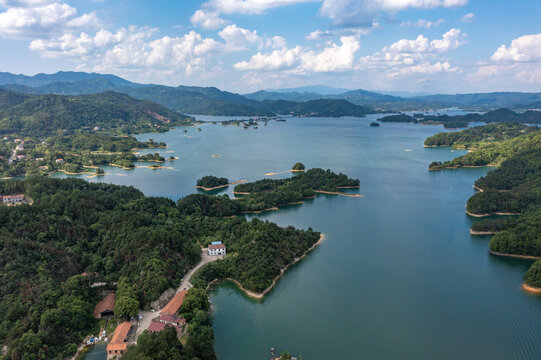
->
[161,290,187,315]
[2,195,24,199]
[209,244,226,249]
[94,293,115,318]
[160,313,182,324]
[107,321,131,352]
[148,322,168,332]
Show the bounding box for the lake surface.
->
[68,112,540,360]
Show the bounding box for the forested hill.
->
[424,123,539,148]
[0,90,193,137]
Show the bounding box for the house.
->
[35,157,45,161]
[106,322,131,358]
[16,154,26,160]
[93,293,115,319]
[2,195,25,205]
[148,322,170,333]
[208,241,226,256]
[161,290,187,316]
[55,158,65,164]
[38,166,48,170]
[160,313,185,328]
[94,126,101,131]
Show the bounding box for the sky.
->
[0,0,540,94]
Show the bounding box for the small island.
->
[195,175,248,191]
[292,162,305,171]
[370,122,380,127]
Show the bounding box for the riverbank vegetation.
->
[426,124,541,289]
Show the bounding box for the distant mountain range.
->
[2,71,541,115]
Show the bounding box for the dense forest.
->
[428,131,541,170]
[190,217,320,293]
[0,90,193,137]
[424,123,539,148]
[426,125,541,289]
[0,176,325,358]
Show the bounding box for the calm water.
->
[64,113,540,360]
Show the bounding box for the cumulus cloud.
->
[359,29,464,75]
[190,9,228,29]
[400,18,444,28]
[234,36,360,73]
[320,0,467,27]
[0,0,99,38]
[491,34,541,62]
[218,24,262,50]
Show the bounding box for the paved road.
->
[134,248,223,340]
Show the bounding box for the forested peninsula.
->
[426,125,541,291]
[0,166,359,358]
[0,90,193,177]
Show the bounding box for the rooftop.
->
[160,313,182,324]
[209,243,226,250]
[109,321,131,345]
[93,293,115,318]
[148,322,168,332]
[161,290,187,316]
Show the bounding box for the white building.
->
[208,242,226,256]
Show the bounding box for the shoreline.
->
[196,180,248,191]
[489,250,541,260]
[470,229,499,235]
[315,190,362,198]
[522,283,541,295]
[215,234,326,300]
[466,210,520,217]
[264,169,305,176]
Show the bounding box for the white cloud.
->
[190,9,228,29]
[218,24,262,50]
[234,36,360,73]
[491,34,541,62]
[306,24,378,40]
[461,12,474,22]
[359,29,464,76]
[400,18,444,28]
[202,0,318,15]
[0,0,98,38]
[320,0,467,27]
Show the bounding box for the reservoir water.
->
[69,113,540,359]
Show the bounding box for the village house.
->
[208,241,226,256]
[106,321,131,358]
[160,289,187,316]
[16,154,26,160]
[93,293,115,319]
[159,313,186,328]
[55,158,65,164]
[2,195,25,205]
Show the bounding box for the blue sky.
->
[0,0,540,94]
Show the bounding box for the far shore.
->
[213,234,326,300]
[196,180,247,191]
[522,283,541,295]
[466,210,520,217]
[489,250,541,260]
